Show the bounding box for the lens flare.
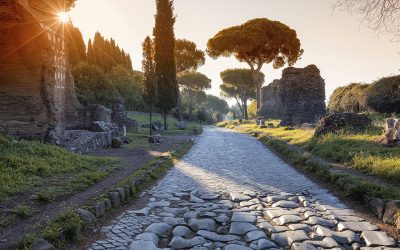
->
[57,12,69,23]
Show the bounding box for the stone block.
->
[369,198,385,219]
[108,192,121,207]
[77,208,96,224]
[383,200,400,224]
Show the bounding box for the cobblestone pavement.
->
[90,127,399,250]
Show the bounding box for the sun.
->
[57,11,70,23]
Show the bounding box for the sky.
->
[69,0,399,105]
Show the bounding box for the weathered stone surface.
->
[77,208,96,224]
[144,223,171,236]
[361,231,396,247]
[229,222,258,235]
[224,244,252,250]
[173,226,190,237]
[271,230,309,247]
[316,226,360,244]
[135,232,159,245]
[169,236,206,249]
[190,194,205,203]
[382,200,400,224]
[256,238,277,249]
[130,207,150,216]
[265,208,297,219]
[197,230,240,242]
[91,201,106,218]
[304,237,340,249]
[162,217,186,226]
[231,212,256,223]
[188,218,216,231]
[244,230,266,242]
[32,238,53,250]
[129,240,159,250]
[271,200,299,208]
[315,112,372,136]
[273,214,302,225]
[305,216,336,227]
[230,193,251,202]
[288,224,312,233]
[291,242,317,250]
[260,65,326,126]
[108,192,121,207]
[337,222,378,232]
[369,198,385,220]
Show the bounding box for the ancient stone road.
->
[90,127,399,250]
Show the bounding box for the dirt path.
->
[0,135,191,249]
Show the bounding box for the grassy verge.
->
[20,140,195,250]
[0,136,117,203]
[217,119,400,201]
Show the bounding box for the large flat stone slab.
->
[188,218,216,231]
[230,193,252,202]
[273,214,302,226]
[337,222,379,232]
[316,226,360,244]
[271,230,309,247]
[271,200,299,208]
[361,231,396,247]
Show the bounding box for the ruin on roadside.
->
[260,65,326,126]
[0,0,137,152]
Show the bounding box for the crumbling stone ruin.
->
[314,112,372,136]
[382,118,400,146]
[260,65,326,126]
[112,98,140,132]
[0,0,137,153]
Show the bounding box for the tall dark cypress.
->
[153,0,178,130]
[142,36,157,135]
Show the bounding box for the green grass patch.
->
[218,118,400,200]
[0,136,118,202]
[218,116,400,184]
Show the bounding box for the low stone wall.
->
[60,130,119,154]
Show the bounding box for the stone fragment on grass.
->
[91,201,106,218]
[382,200,400,224]
[108,192,121,207]
[77,208,96,224]
[369,198,385,220]
[32,238,54,250]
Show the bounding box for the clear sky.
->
[69,0,399,105]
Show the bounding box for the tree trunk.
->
[252,70,262,114]
[188,92,193,122]
[243,98,248,120]
[235,97,244,119]
[163,111,168,130]
[149,110,153,136]
[177,91,183,122]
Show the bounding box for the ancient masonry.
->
[0,1,138,151]
[260,65,326,126]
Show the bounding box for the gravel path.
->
[89,127,399,250]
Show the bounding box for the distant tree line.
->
[67,26,143,110]
[328,75,400,114]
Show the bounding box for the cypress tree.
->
[142,36,158,135]
[87,39,95,65]
[153,0,178,130]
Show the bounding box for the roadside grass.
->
[217,115,400,191]
[0,136,118,203]
[21,140,195,250]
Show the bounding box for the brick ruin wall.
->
[260,65,326,126]
[0,0,95,139]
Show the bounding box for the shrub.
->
[366,75,400,113]
[328,83,369,113]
